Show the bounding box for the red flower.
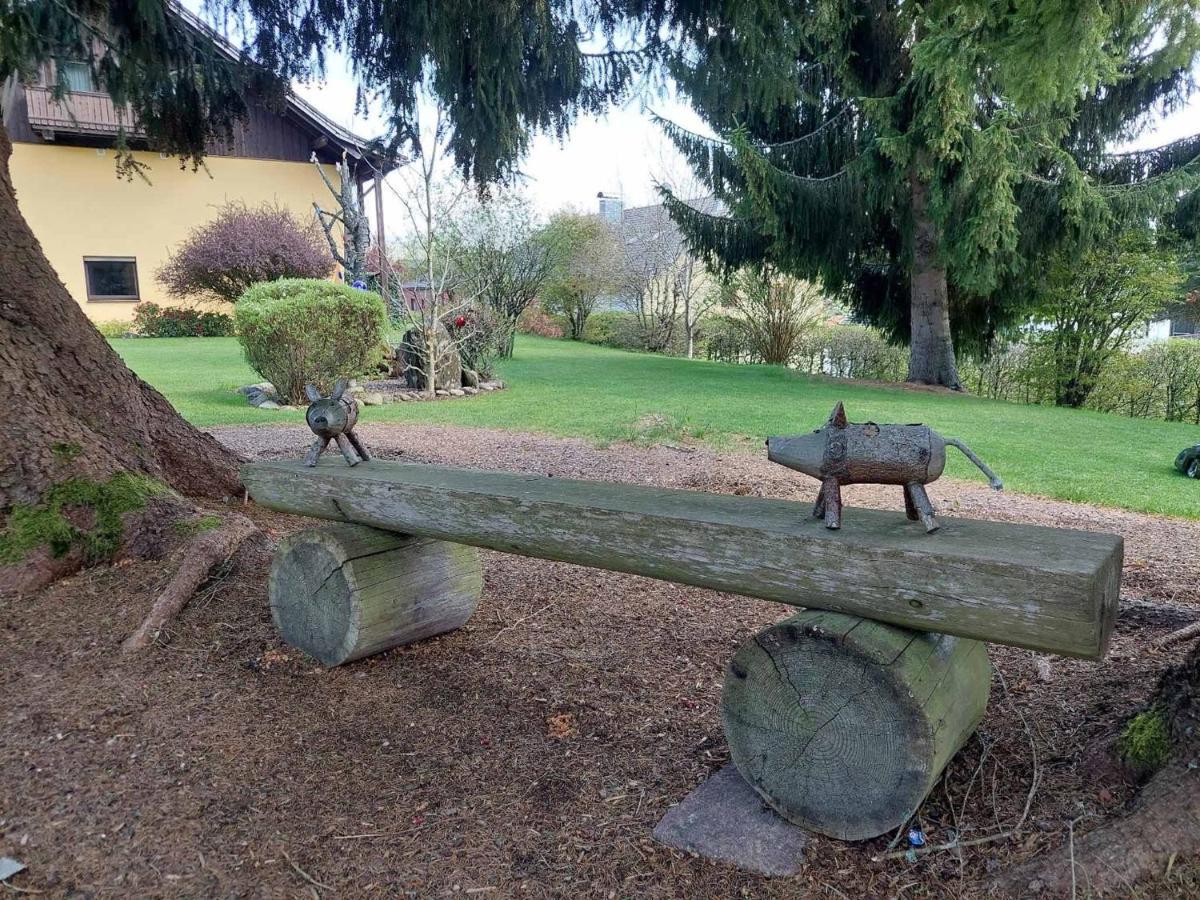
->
[453,315,467,328]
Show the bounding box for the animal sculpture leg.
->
[304,437,329,467]
[823,479,842,530]
[335,433,362,466]
[904,484,919,521]
[345,429,371,462]
[905,482,939,533]
[812,480,827,520]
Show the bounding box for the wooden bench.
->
[243,457,1123,840]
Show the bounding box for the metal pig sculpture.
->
[766,402,1002,533]
[303,379,371,467]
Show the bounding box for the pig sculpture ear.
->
[331,378,349,400]
[827,401,848,429]
[304,384,322,402]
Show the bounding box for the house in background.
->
[1143,305,1200,343]
[596,190,725,310]
[0,6,396,323]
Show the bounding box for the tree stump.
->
[722,610,991,840]
[269,524,482,666]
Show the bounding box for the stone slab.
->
[652,764,809,876]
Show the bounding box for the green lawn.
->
[113,335,1200,518]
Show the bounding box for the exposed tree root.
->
[998,644,1200,896]
[122,513,257,652]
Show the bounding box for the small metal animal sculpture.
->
[304,379,371,467]
[766,402,1002,533]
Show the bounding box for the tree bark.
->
[999,644,1200,895]
[0,123,242,574]
[907,167,962,389]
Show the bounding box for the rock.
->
[398,323,463,391]
[449,389,465,397]
[237,382,275,396]
[478,383,495,392]
[257,400,282,410]
[435,389,450,397]
[462,368,480,388]
[493,380,505,390]
[463,387,479,396]
[652,764,809,877]
[361,392,386,406]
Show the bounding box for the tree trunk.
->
[1000,643,1200,895]
[907,168,962,389]
[0,123,241,585]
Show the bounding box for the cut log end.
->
[722,610,991,840]
[269,524,482,666]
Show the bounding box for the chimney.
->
[597,191,624,224]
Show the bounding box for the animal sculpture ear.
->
[827,401,848,429]
[304,384,322,402]
[331,378,349,400]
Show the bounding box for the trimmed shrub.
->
[131,302,234,337]
[701,315,761,364]
[795,325,908,381]
[157,201,332,304]
[235,279,386,404]
[94,320,132,339]
[583,311,661,349]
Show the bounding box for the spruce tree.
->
[653,1,1200,387]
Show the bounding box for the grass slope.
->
[113,335,1200,518]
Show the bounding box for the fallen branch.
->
[281,850,331,893]
[1156,620,1200,649]
[121,513,257,653]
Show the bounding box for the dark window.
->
[84,258,139,301]
[1172,316,1199,337]
[60,61,96,93]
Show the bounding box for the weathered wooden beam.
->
[242,459,1122,659]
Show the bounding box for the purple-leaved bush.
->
[157,201,333,304]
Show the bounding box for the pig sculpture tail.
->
[945,438,1003,491]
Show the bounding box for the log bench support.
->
[269,524,482,667]
[722,610,991,840]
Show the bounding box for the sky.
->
[290,67,716,231]
[289,50,1200,240]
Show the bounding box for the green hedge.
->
[131,302,233,337]
[234,279,386,404]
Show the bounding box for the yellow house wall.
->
[8,144,340,322]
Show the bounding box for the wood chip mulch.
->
[2,422,1199,898]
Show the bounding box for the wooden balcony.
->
[23,84,143,137]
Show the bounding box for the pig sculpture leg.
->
[345,429,371,462]
[904,483,939,533]
[814,478,843,530]
[335,433,363,466]
[305,437,329,467]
